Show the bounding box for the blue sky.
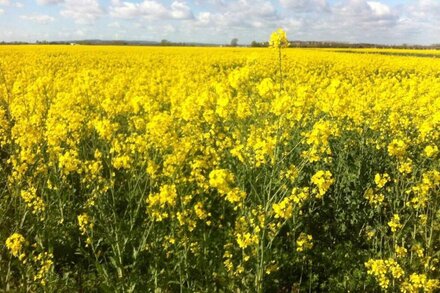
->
[0,0,439,45]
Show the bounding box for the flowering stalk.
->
[269,28,289,92]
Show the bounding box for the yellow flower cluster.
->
[296,233,313,252]
[401,274,440,293]
[365,258,405,289]
[77,213,92,233]
[20,186,45,217]
[5,233,26,259]
[302,120,339,162]
[269,28,290,49]
[423,145,438,158]
[209,169,235,194]
[364,188,384,207]
[234,214,261,249]
[311,170,334,198]
[395,245,407,258]
[147,184,177,221]
[78,213,93,246]
[236,232,259,249]
[33,252,54,286]
[374,173,390,189]
[388,139,407,158]
[209,169,246,206]
[407,170,440,209]
[5,233,53,286]
[272,187,309,219]
[388,214,403,233]
[398,158,413,175]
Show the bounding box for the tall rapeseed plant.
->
[269,28,290,91]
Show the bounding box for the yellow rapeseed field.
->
[0,42,439,291]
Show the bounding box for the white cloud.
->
[75,29,85,37]
[37,0,63,5]
[162,24,176,34]
[170,1,193,19]
[405,0,440,21]
[367,1,391,16]
[108,21,121,28]
[193,0,279,29]
[391,0,440,44]
[0,0,23,7]
[110,1,166,18]
[228,0,277,18]
[416,0,440,13]
[280,0,328,11]
[195,11,211,26]
[110,0,193,20]
[21,14,55,24]
[158,0,281,44]
[332,0,398,27]
[1,0,438,45]
[268,0,404,44]
[60,0,103,24]
[0,0,24,8]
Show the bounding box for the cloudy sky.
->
[0,0,439,45]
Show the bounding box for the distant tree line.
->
[250,40,440,50]
[1,39,439,50]
[250,41,269,47]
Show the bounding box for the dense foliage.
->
[0,44,439,292]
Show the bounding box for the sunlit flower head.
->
[269,28,290,49]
